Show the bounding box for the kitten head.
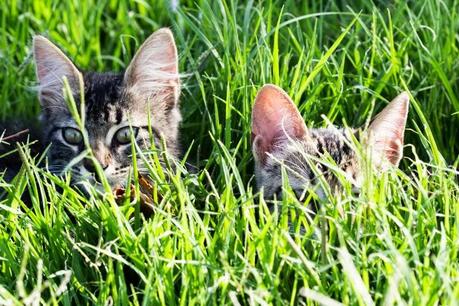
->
[251,84,409,199]
[33,28,180,191]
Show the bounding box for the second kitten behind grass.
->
[251,84,409,205]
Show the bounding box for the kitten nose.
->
[83,158,108,173]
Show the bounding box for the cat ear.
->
[124,28,179,109]
[33,35,82,110]
[251,84,308,163]
[367,92,409,168]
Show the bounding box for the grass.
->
[1,0,459,304]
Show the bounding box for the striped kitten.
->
[9,28,180,192]
[251,84,409,200]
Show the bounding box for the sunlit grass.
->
[0,0,458,304]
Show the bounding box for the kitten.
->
[251,84,409,200]
[1,28,181,193]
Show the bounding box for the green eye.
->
[62,128,83,145]
[115,127,139,144]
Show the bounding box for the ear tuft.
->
[251,84,308,163]
[33,35,81,110]
[368,91,409,167]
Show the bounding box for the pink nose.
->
[84,142,112,173]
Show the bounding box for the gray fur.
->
[34,29,181,192]
[252,84,409,201]
[255,128,360,199]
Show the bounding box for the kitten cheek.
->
[345,168,362,190]
[352,174,363,192]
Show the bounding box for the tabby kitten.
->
[251,84,409,199]
[32,28,181,192]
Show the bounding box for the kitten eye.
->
[62,127,83,145]
[114,127,139,145]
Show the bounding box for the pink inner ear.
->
[33,36,80,84]
[368,91,409,166]
[140,29,178,74]
[125,28,179,86]
[251,84,307,156]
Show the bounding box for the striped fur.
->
[31,28,181,192]
[251,84,409,200]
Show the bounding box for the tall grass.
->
[0,0,458,304]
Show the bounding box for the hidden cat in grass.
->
[251,84,409,200]
[0,28,181,193]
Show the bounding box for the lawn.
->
[0,0,458,304]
